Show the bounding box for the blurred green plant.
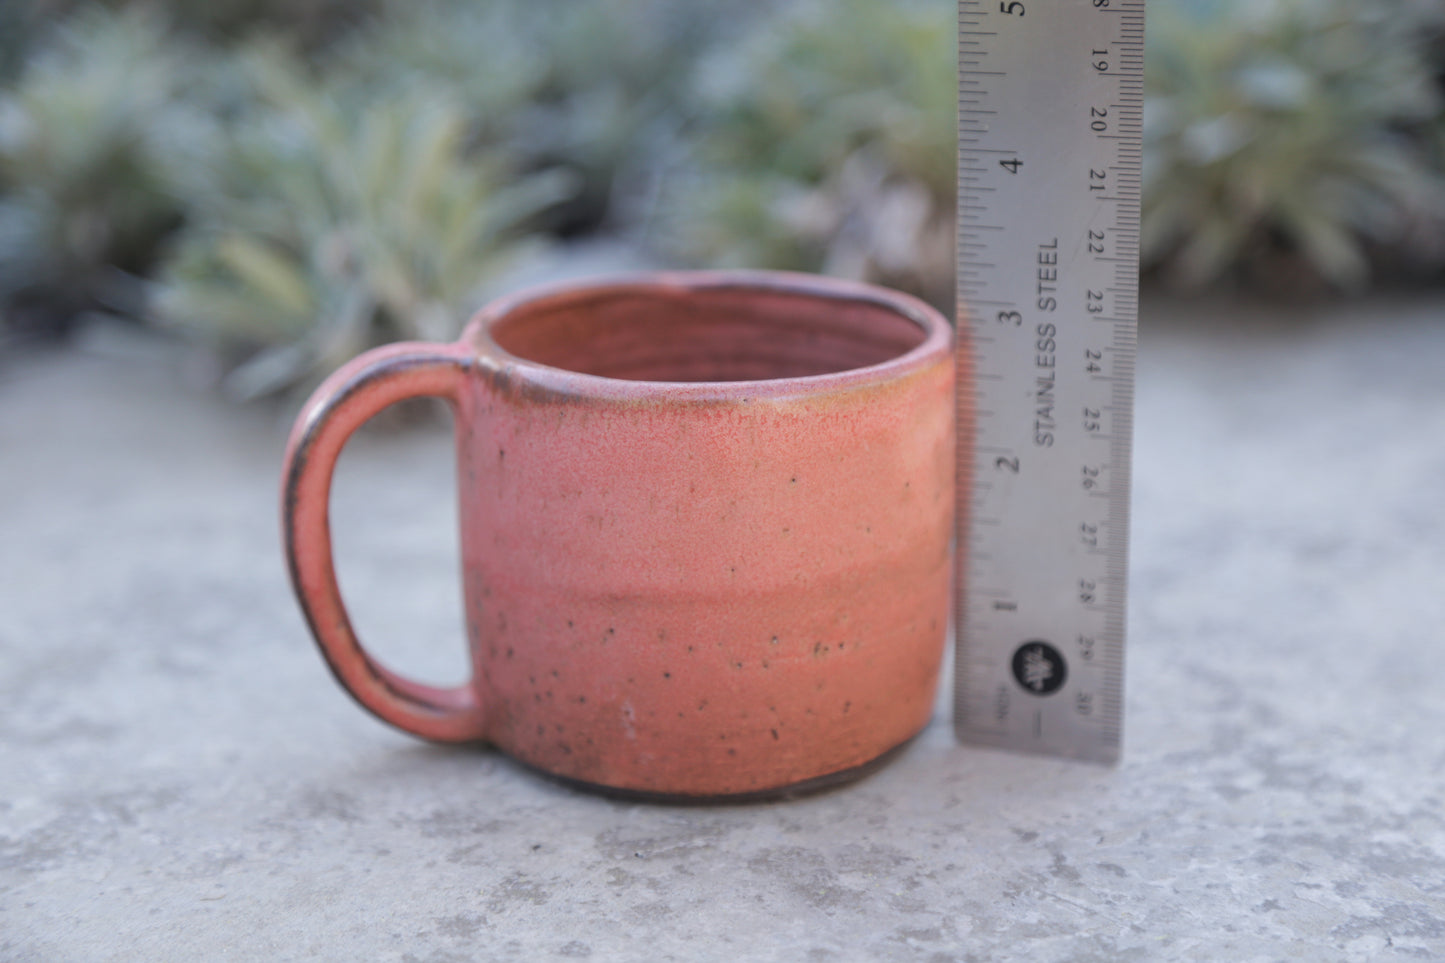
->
[2,0,371,85]
[155,48,572,401]
[334,0,543,145]
[1144,0,1445,290]
[0,0,50,82]
[143,0,374,48]
[502,0,724,236]
[0,6,200,336]
[342,0,745,238]
[659,0,956,310]
[7,0,1445,371]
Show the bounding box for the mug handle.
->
[281,341,487,742]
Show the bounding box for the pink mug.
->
[283,270,957,800]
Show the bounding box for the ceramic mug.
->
[282,270,957,800]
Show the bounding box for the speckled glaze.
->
[283,270,958,799]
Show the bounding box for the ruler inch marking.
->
[953,0,1140,764]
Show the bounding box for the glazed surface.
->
[460,272,956,796]
[487,280,928,383]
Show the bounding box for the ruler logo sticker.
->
[954,0,1141,763]
[1012,641,1067,697]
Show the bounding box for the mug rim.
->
[460,269,953,403]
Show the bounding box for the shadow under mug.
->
[283,270,958,801]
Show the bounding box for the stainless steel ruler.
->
[954,0,1142,763]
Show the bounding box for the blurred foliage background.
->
[1,0,1442,397]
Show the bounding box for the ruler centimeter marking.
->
[954,0,1142,763]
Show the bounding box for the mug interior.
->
[486,279,932,383]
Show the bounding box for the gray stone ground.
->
[2,291,1444,961]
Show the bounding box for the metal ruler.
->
[954,0,1142,763]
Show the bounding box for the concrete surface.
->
[2,292,1444,961]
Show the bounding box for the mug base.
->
[524,735,919,806]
